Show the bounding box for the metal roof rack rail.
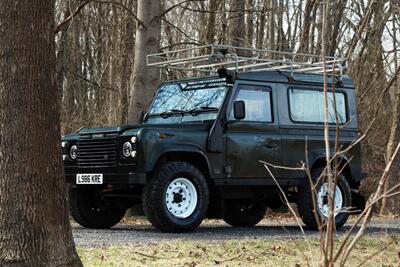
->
[147,44,346,77]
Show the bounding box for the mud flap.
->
[351,190,366,214]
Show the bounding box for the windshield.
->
[146,78,227,124]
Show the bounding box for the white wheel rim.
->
[165,178,198,218]
[317,182,343,218]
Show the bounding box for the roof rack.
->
[147,44,346,77]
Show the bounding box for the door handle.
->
[264,138,279,149]
[265,143,279,149]
[256,136,279,149]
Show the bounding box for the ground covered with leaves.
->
[78,236,399,266]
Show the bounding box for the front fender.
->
[142,142,209,173]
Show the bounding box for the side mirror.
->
[233,100,245,120]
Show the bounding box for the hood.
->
[76,122,212,136]
[77,124,141,135]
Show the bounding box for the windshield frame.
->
[145,76,228,123]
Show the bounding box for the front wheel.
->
[223,199,267,226]
[69,187,126,229]
[142,162,209,232]
[297,168,352,230]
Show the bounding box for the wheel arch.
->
[311,156,358,189]
[151,150,212,182]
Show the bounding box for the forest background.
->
[55,0,400,213]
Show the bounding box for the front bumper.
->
[65,171,147,185]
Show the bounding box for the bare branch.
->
[339,142,400,265]
[160,0,206,18]
[55,1,91,34]
[262,163,317,266]
[91,0,145,28]
[259,160,306,171]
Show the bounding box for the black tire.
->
[223,199,267,226]
[69,187,126,229]
[297,168,352,230]
[142,161,209,233]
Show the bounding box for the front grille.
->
[77,134,118,168]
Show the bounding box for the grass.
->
[78,236,400,267]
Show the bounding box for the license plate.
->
[76,174,103,184]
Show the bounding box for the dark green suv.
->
[62,69,365,232]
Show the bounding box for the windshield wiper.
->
[198,106,219,111]
[147,109,185,118]
[186,106,219,116]
[149,107,219,118]
[160,109,185,118]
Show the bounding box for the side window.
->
[289,89,347,123]
[230,85,273,122]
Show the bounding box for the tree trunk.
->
[297,0,316,54]
[108,5,120,125]
[256,0,267,48]
[204,0,219,45]
[56,3,71,100]
[0,1,82,266]
[246,0,254,47]
[266,0,275,50]
[228,0,245,47]
[220,0,228,44]
[128,0,161,123]
[381,83,400,214]
[119,8,135,125]
[276,0,289,51]
[327,0,347,56]
[349,0,391,212]
[314,5,323,55]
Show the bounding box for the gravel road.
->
[73,217,400,247]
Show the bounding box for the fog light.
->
[131,150,137,157]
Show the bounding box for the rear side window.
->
[289,89,347,123]
[230,85,273,122]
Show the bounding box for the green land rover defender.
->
[62,46,365,232]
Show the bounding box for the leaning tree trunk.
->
[128,0,161,123]
[382,83,400,214]
[0,1,82,266]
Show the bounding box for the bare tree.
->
[128,0,161,123]
[54,0,400,214]
[0,0,82,265]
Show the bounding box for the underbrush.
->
[78,237,399,267]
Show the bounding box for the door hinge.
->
[224,166,232,174]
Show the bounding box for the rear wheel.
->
[142,162,209,232]
[223,199,267,226]
[297,168,352,230]
[69,187,126,229]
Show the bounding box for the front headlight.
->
[123,142,133,157]
[70,145,78,160]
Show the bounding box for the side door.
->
[225,82,281,180]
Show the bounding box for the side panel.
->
[277,83,359,179]
[226,123,281,178]
[225,81,282,179]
